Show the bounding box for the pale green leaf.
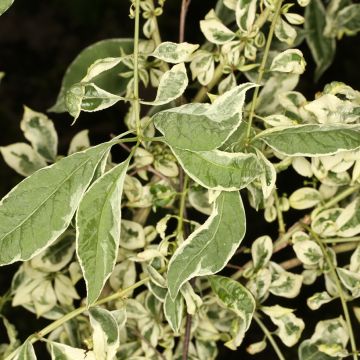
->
[1,143,47,177]
[89,307,119,360]
[164,291,184,333]
[76,158,129,304]
[251,235,273,271]
[0,0,14,16]
[50,342,95,360]
[246,267,271,302]
[31,279,57,316]
[65,83,124,122]
[258,124,360,156]
[275,18,297,45]
[167,191,246,299]
[81,57,123,83]
[293,239,323,265]
[307,291,334,310]
[299,340,336,360]
[120,220,145,250]
[180,282,203,315]
[151,42,199,63]
[271,312,305,347]
[50,39,133,113]
[209,275,255,329]
[305,0,336,81]
[337,267,360,297]
[247,339,267,355]
[153,83,256,151]
[13,341,36,360]
[141,63,188,106]
[171,147,262,191]
[236,0,257,33]
[332,4,360,38]
[256,149,276,199]
[270,49,306,75]
[20,107,58,162]
[188,186,212,215]
[68,130,90,155]
[0,141,113,266]
[200,13,235,44]
[289,187,322,210]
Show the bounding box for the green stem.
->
[307,226,358,360]
[320,185,360,211]
[246,0,283,141]
[4,277,150,360]
[254,314,286,360]
[322,236,360,244]
[133,0,142,137]
[177,174,189,239]
[274,190,286,235]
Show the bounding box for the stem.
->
[182,312,192,360]
[246,0,283,141]
[322,236,360,244]
[179,0,191,43]
[192,8,270,104]
[253,314,286,360]
[4,277,150,360]
[320,185,360,211]
[177,174,189,239]
[133,0,142,137]
[274,190,286,235]
[308,226,358,360]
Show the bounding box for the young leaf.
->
[151,42,199,63]
[50,342,95,360]
[307,291,334,310]
[270,49,306,74]
[305,0,336,81]
[153,83,256,151]
[209,275,255,329]
[13,341,37,360]
[170,147,262,191]
[258,124,360,156]
[141,63,188,106]
[293,239,323,265]
[50,38,133,112]
[65,83,124,122]
[76,158,129,305]
[0,0,14,16]
[164,291,184,333]
[289,187,322,210]
[167,191,246,299]
[89,307,120,360]
[255,149,276,199]
[0,141,113,266]
[20,107,58,162]
[0,143,47,176]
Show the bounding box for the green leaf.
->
[141,63,188,106]
[1,143,47,177]
[20,107,58,162]
[305,0,336,81]
[258,124,360,156]
[270,49,306,74]
[76,158,129,305]
[0,0,14,16]
[251,235,273,271]
[49,38,133,113]
[200,11,235,44]
[164,291,184,333]
[151,42,199,63]
[89,307,119,360]
[167,191,246,299]
[65,83,124,122]
[0,141,113,266]
[153,83,256,151]
[13,341,37,360]
[50,342,95,360]
[209,275,255,329]
[171,147,262,191]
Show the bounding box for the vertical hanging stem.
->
[246,0,284,141]
[179,0,191,42]
[133,0,142,138]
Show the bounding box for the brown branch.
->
[179,0,191,43]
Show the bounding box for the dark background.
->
[0,0,360,359]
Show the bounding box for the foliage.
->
[0,0,360,359]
